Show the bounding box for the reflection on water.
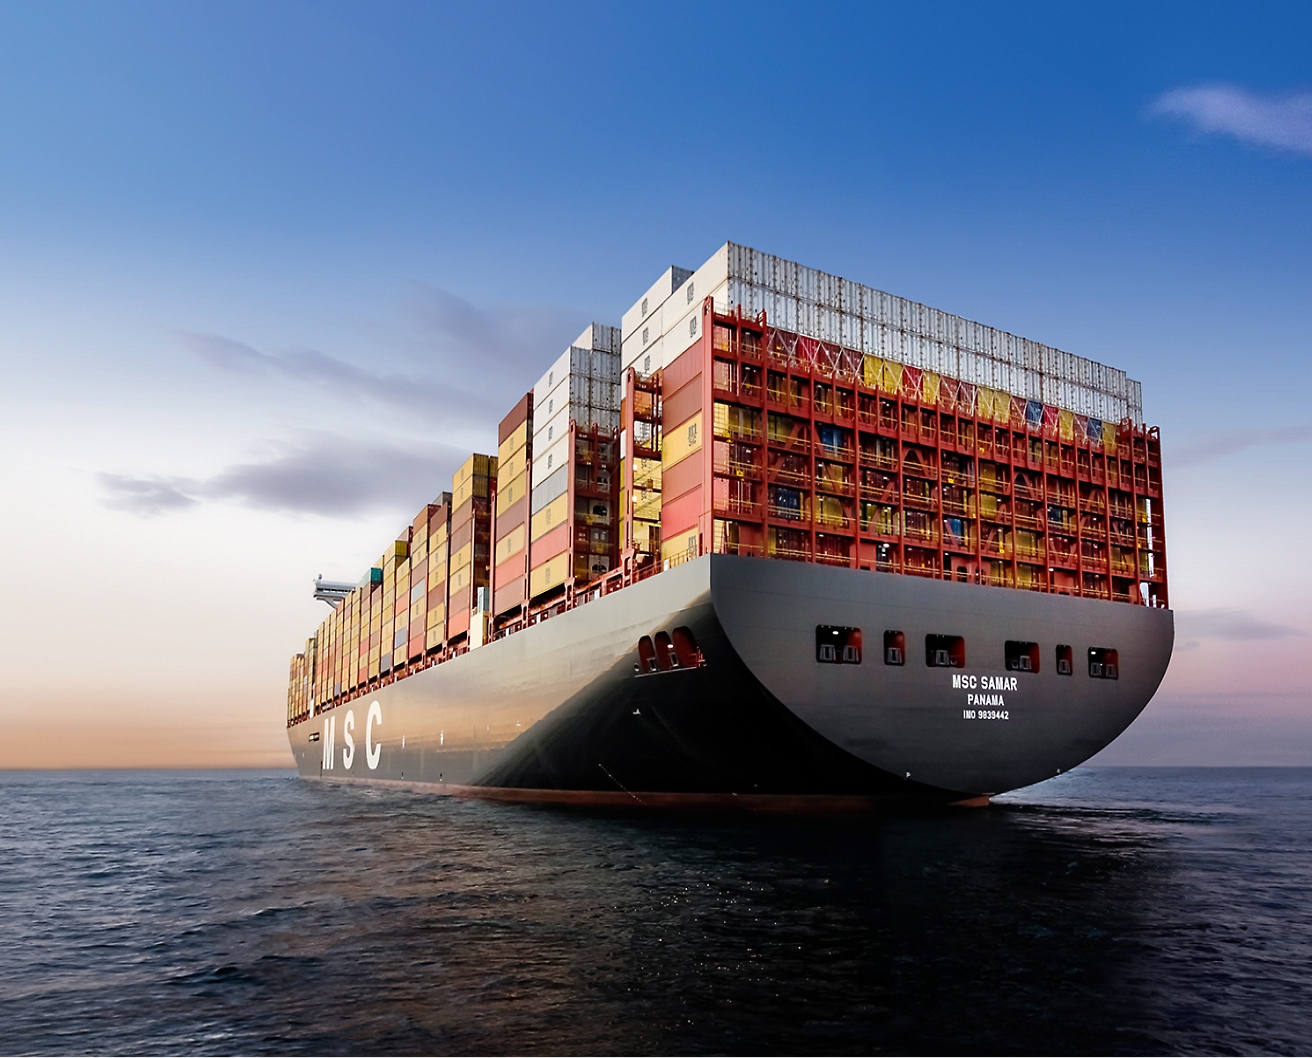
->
[2,768,1309,1055]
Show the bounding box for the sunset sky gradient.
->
[1,1,1309,767]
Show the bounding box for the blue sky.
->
[1,1,1308,765]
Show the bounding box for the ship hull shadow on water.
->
[290,555,1173,808]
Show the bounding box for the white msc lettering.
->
[366,701,383,770]
[341,709,356,769]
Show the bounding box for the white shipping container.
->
[531,430,570,482]
[1026,368,1044,402]
[530,465,568,513]
[622,330,665,376]
[816,306,838,344]
[816,270,841,311]
[958,350,981,387]
[840,312,863,351]
[590,377,619,411]
[840,277,861,314]
[621,265,693,342]
[773,292,798,331]
[573,323,621,355]
[1041,374,1061,406]
[797,264,819,303]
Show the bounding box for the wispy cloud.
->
[1150,84,1312,156]
[99,474,199,515]
[1172,424,1312,468]
[403,283,586,385]
[177,331,496,423]
[179,285,588,422]
[1176,608,1305,642]
[99,434,463,517]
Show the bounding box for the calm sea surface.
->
[2,768,1310,1055]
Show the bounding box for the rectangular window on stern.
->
[1005,640,1041,673]
[883,630,905,666]
[1088,647,1119,679]
[1056,644,1073,676]
[925,634,965,668]
[816,626,862,664]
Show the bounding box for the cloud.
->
[177,331,497,423]
[99,434,464,517]
[179,283,589,423]
[1172,423,1312,468]
[98,474,198,515]
[1175,608,1305,642]
[403,283,589,383]
[1150,84,1312,156]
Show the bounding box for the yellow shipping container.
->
[1102,420,1118,453]
[498,422,528,465]
[529,552,568,597]
[662,410,702,469]
[922,371,940,405]
[495,470,527,515]
[495,523,526,566]
[426,602,446,628]
[454,452,495,485]
[452,473,491,508]
[862,353,881,389]
[498,448,527,484]
[881,359,903,394]
[531,493,569,542]
[450,541,473,573]
[661,529,700,565]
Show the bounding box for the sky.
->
[0,0,1309,768]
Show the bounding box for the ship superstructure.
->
[285,244,1172,805]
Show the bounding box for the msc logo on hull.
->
[318,701,383,772]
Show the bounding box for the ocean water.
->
[2,768,1310,1056]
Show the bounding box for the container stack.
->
[405,506,429,662]
[425,495,452,653]
[492,395,533,624]
[620,267,694,380]
[622,243,1143,426]
[448,454,497,644]
[286,651,308,726]
[377,536,410,676]
[528,324,621,601]
[661,300,1167,606]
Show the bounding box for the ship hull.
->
[288,555,1173,805]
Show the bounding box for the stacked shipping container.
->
[492,396,533,624]
[528,325,622,602]
[622,244,1143,426]
[425,495,452,652]
[449,454,497,645]
[659,302,1167,607]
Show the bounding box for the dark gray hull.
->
[288,555,1173,804]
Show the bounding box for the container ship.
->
[285,243,1172,807]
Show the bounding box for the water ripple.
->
[0,768,1309,1054]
